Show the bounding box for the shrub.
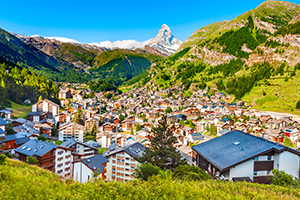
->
[134,163,161,181]
[27,156,39,165]
[5,152,13,159]
[269,169,297,187]
[0,154,6,164]
[296,100,300,109]
[173,165,211,181]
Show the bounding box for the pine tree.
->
[136,124,142,132]
[6,122,14,135]
[72,109,85,126]
[137,116,186,171]
[38,95,43,103]
[91,123,98,136]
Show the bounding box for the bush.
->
[269,169,300,187]
[0,154,6,164]
[134,163,161,181]
[173,165,212,181]
[296,100,300,109]
[5,152,13,159]
[27,156,39,165]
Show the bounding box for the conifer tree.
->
[38,95,43,102]
[72,109,85,126]
[6,123,14,135]
[91,123,98,136]
[137,116,186,171]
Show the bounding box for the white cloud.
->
[89,39,150,49]
[45,37,81,44]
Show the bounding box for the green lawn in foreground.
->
[1,159,300,199]
[9,101,32,119]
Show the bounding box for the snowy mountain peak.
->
[148,24,182,56]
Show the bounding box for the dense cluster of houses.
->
[1,83,300,184]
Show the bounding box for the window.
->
[125,168,129,172]
[254,157,258,161]
[267,171,271,175]
[267,155,272,161]
[126,163,130,166]
[253,171,257,176]
[88,175,90,181]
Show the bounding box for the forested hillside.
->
[0,62,60,106]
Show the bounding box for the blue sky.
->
[1,0,300,43]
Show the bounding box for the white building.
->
[55,146,73,179]
[73,154,108,183]
[192,130,300,184]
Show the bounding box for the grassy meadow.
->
[1,159,300,199]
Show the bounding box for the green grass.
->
[9,101,32,119]
[98,148,108,154]
[1,159,300,199]
[242,72,300,116]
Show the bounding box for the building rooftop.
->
[15,140,57,157]
[82,154,109,173]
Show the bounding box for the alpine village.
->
[2,1,300,199]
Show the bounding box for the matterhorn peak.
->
[148,24,182,56]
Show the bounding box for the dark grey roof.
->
[192,130,291,171]
[15,137,30,145]
[15,140,57,157]
[0,117,7,126]
[82,154,109,173]
[2,135,17,142]
[60,139,77,148]
[60,138,97,150]
[104,142,146,159]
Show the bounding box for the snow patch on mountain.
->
[45,37,81,44]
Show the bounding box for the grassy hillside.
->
[1,159,300,199]
[129,1,300,114]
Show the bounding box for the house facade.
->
[104,142,145,182]
[32,99,59,117]
[58,122,85,142]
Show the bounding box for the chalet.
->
[11,118,35,128]
[264,129,285,143]
[27,112,47,122]
[15,140,57,172]
[58,122,85,142]
[60,138,98,158]
[32,99,59,117]
[260,115,273,124]
[101,123,117,133]
[73,154,109,183]
[192,130,300,184]
[0,135,30,149]
[58,89,72,99]
[104,142,146,182]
